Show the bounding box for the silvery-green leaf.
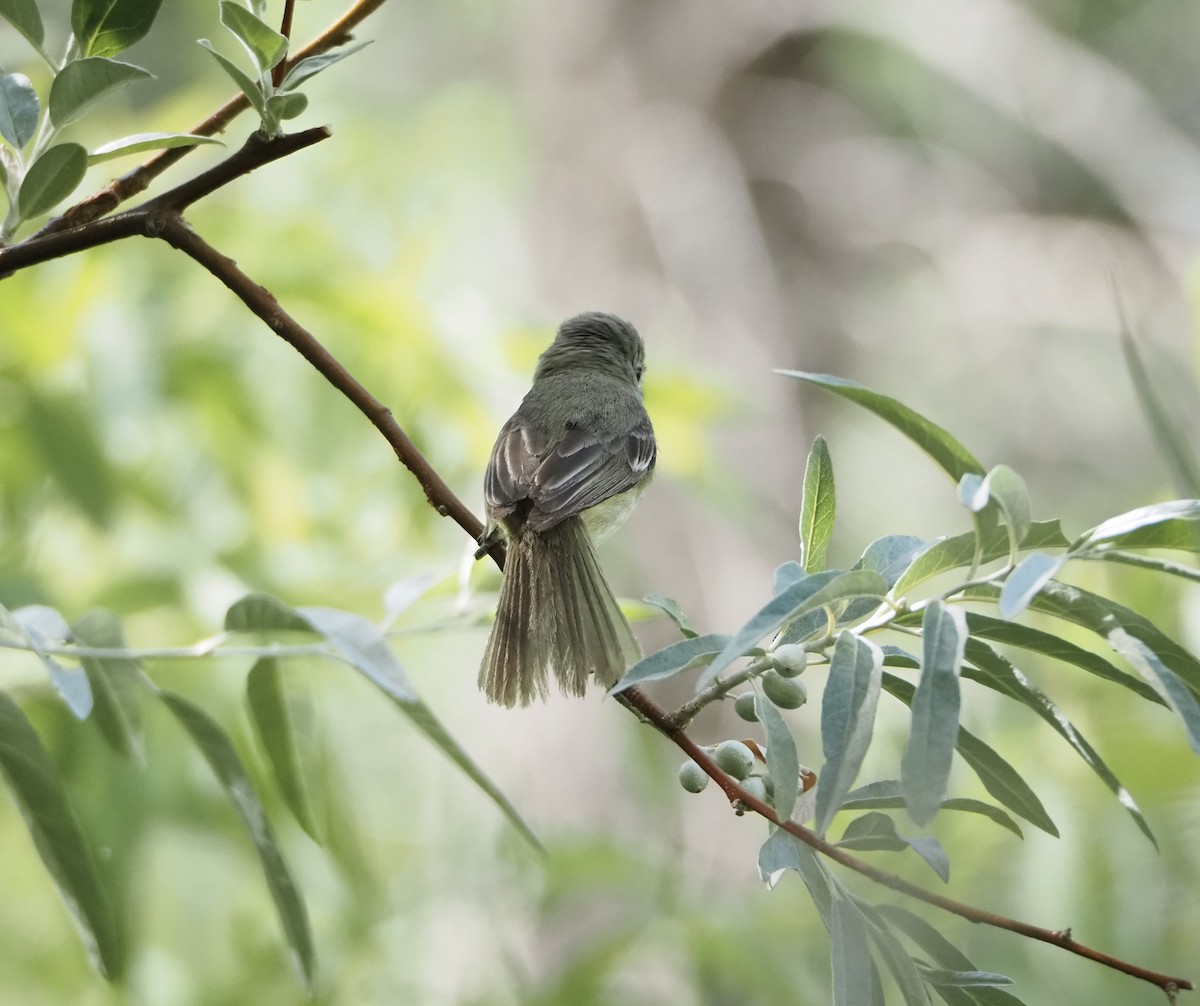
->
[198,39,266,118]
[219,0,287,71]
[1072,499,1200,551]
[0,0,44,49]
[0,70,39,149]
[800,435,836,573]
[756,689,800,821]
[19,142,88,218]
[280,40,372,91]
[1108,628,1200,754]
[998,552,1065,619]
[48,57,152,128]
[642,593,698,638]
[72,0,163,57]
[88,131,223,164]
[609,633,731,694]
[71,609,142,760]
[894,521,1068,596]
[10,605,93,719]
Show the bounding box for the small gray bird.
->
[478,312,656,706]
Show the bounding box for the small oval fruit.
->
[739,776,769,804]
[678,760,709,794]
[733,692,759,722]
[761,669,808,709]
[771,644,808,678]
[713,739,755,780]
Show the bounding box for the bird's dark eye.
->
[634,364,645,381]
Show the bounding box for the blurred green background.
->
[2,0,1199,1002]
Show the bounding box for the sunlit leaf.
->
[9,605,93,719]
[198,40,266,118]
[901,602,965,826]
[1108,628,1200,754]
[962,639,1154,845]
[893,521,1068,596]
[220,0,288,71]
[159,691,314,989]
[48,57,152,128]
[71,609,142,760]
[88,131,223,164]
[610,633,731,694]
[19,142,88,218]
[1072,499,1200,551]
[757,689,800,821]
[814,633,883,835]
[0,691,122,979]
[0,0,44,49]
[998,552,1065,619]
[958,465,1032,548]
[280,40,372,91]
[700,569,886,688]
[883,673,1057,836]
[72,0,163,57]
[800,435,836,573]
[0,71,39,149]
[246,658,322,842]
[642,593,698,638]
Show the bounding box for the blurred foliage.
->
[2,0,1200,1004]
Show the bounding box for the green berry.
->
[762,669,808,709]
[739,776,768,804]
[714,740,755,780]
[734,692,759,722]
[678,760,709,794]
[771,644,808,677]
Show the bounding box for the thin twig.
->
[273,0,299,89]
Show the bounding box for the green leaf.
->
[266,90,307,122]
[88,131,223,164]
[1108,628,1200,754]
[961,638,1155,845]
[21,391,117,524]
[800,435,836,573]
[756,689,800,821]
[780,372,986,483]
[0,71,39,149]
[701,569,887,688]
[814,633,883,835]
[0,0,44,49]
[1072,499,1200,551]
[902,601,966,826]
[882,673,1057,836]
[959,465,1032,547]
[0,691,122,979]
[832,892,878,1006]
[71,609,142,761]
[296,606,542,850]
[837,811,949,882]
[246,658,322,843]
[893,521,1068,596]
[843,780,1022,838]
[198,39,266,118]
[854,900,932,1006]
[9,605,93,719]
[72,0,163,57]
[840,535,929,624]
[998,552,1065,619]
[48,57,152,128]
[220,0,288,71]
[159,691,314,989]
[225,591,312,634]
[919,969,1016,989]
[642,593,698,638]
[960,611,1161,704]
[610,633,731,694]
[19,142,88,218]
[280,40,372,91]
[1085,549,1200,583]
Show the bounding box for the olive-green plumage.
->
[478,312,656,706]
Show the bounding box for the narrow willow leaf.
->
[959,466,1032,546]
[756,690,800,821]
[198,40,266,118]
[780,372,986,483]
[0,70,39,149]
[832,893,878,1006]
[1072,499,1200,551]
[883,673,1057,835]
[998,552,1065,619]
[160,692,314,989]
[72,0,163,57]
[855,904,932,1006]
[220,0,288,71]
[280,40,372,91]
[19,142,88,218]
[1120,328,1200,497]
[840,535,929,623]
[902,602,966,826]
[246,659,322,843]
[296,607,417,701]
[962,639,1154,845]
[0,691,122,979]
[970,580,1200,699]
[11,605,93,719]
[701,569,886,688]
[961,611,1160,704]
[0,0,44,48]
[919,970,1015,989]
[225,591,311,633]
[837,811,949,882]
[815,633,883,835]
[893,521,1068,596]
[759,828,832,926]
[843,781,1022,838]
[775,561,806,595]
[1108,629,1200,754]
[642,593,698,638]
[609,633,730,694]
[1087,549,1200,583]
[48,57,152,128]
[800,435,836,573]
[88,131,223,164]
[71,610,142,761]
